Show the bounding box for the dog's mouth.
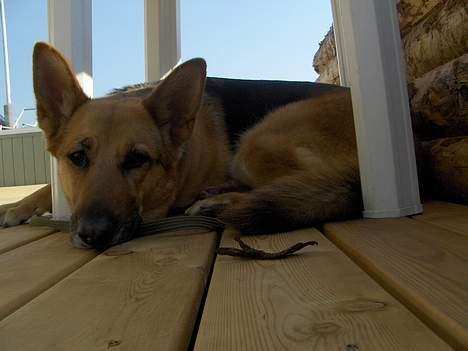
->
[70,210,142,250]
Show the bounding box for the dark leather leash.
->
[29,215,225,236]
[29,215,317,259]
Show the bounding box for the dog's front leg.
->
[0,184,52,227]
[185,191,248,217]
[197,179,251,200]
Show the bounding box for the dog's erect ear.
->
[33,42,89,147]
[143,58,206,148]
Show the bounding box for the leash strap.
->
[29,215,316,259]
[29,215,225,236]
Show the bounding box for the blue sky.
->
[0,0,332,125]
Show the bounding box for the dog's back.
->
[204,78,348,146]
[114,77,348,147]
[185,82,361,233]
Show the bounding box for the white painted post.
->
[0,0,12,127]
[144,0,181,82]
[330,0,422,217]
[48,0,93,220]
[330,1,348,87]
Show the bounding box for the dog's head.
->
[33,42,206,249]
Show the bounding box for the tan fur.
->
[235,89,357,187]
[186,90,361,232]
[0,42,361,247]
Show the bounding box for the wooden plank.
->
[414,201,468,237]
[1,138,15,186]
[32,134,47,184]
[11,137,25,186]
[22,136,36,185]
[324,218,468,350]
[195,228,451,351]
[0,225,57,254]
[0,184,48,205]
[0,232,97,320]
[0,230,217,351]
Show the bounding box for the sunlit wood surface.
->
[0,186,466,350]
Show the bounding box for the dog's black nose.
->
[76,207,118,249]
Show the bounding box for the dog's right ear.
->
[143,58,206,149]
[33,42,89,149]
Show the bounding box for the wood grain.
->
[414,201,468,237]
[325,218,468,350]
[0,184,48,205]
[313,27,340,85]
[0,225,57,254]
[0,232,97,320]
[410,54,468,140]
[194,228,451,351]
[421,137,468,205]
[397,0,442,34]
[402,0,467,80]
[0,230,217,351]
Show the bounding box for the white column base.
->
[50,157,70,220]
[48,0,92,220]
[363,204,423,219]
[331,0,422,218]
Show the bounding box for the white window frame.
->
[48,0,421,220]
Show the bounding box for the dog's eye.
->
[121,151,150,171]
[68,150,88,168]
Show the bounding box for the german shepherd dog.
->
[0,43,361,249]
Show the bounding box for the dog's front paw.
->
[0,203,21,227]
[185,198,228,217]
[197,181,250,200]
[197,186,225,200]
[0,203,47,227]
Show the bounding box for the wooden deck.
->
[0,186,467,350]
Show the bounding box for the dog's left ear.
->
[33,42,89,151]
[143,58,206,148]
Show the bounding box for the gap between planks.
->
[194,227,451,351]
[0,229,218,351]
[412,201,468,237]
[0,231,98,320]
[324,217,468,350]
[0,225,58,254]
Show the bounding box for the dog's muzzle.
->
[70,206,141,250]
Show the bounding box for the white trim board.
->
[144,0,181,82]
[0,127,41,136]
[47,0,93,220]
[330,0,422,217]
